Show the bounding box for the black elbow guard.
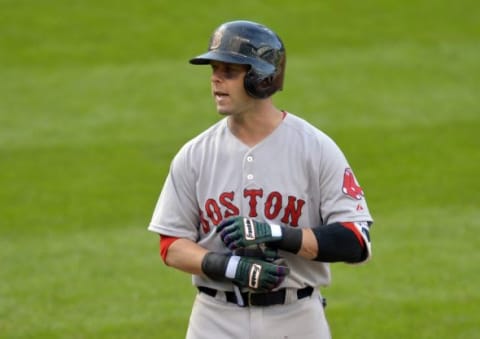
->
[312,222,365,263]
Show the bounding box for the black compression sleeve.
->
[312,222,364,263]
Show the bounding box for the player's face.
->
[210,61,255,116]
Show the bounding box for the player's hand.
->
[234,244,279,262]
[232,256,289,291]
[202,253,289,292]
[217,217,282,249]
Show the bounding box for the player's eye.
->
[224,67,241,79]
[211,64,246,79]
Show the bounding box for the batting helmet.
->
[189,20,286,99]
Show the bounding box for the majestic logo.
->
[249,264,262,289]
[342,168,364,200]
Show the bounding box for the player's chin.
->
[216,105,232,116]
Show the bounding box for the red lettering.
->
[205,199,222,225]
[265,191,282,219]
[201,190,306,229]
[199,209,210,233]
[244,189,263,217]
[219,191,239,218]
[281,196,305,227]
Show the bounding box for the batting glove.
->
[217,216,302,254]
[233,244,279,262]
[202,252,289,292]
[217,217,282,249]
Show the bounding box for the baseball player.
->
[148,20,373,339]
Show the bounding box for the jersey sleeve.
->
[317,135,373,225]
[148,145,200,241]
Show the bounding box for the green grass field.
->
[1,1,479,338]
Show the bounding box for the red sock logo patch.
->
[342,168,364,200]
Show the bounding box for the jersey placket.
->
[243,152,256,182]
[245,154,254,180]
[242,152,257,214]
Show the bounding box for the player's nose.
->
[211,69,223,83]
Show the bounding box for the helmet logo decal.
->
[342,168,364,200]
[210,30,223,50]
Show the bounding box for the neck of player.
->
[227,102,284,147]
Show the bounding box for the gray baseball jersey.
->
[148,112,372,291]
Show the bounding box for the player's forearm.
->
[217,216,370,263]
[269,227,317,259]
[165,237,289,291]
[269,227,317,260]
[297,228,318,260]
[274,223,371,263]
[164,238,209,275]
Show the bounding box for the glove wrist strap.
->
[225,256,241,279]
[269,223,283,238]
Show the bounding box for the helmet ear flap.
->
[244,70,276,99]
[244,53,286,99]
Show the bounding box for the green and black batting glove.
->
[217,217,282,248]
[217,216,302,254]
[201,252,290,292]
[234,244,279,262]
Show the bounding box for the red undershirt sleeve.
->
[159,235,180,263]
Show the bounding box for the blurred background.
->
[1,1,479,338]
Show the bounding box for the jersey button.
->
[247,174,254,180]
[247,156,253,162]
